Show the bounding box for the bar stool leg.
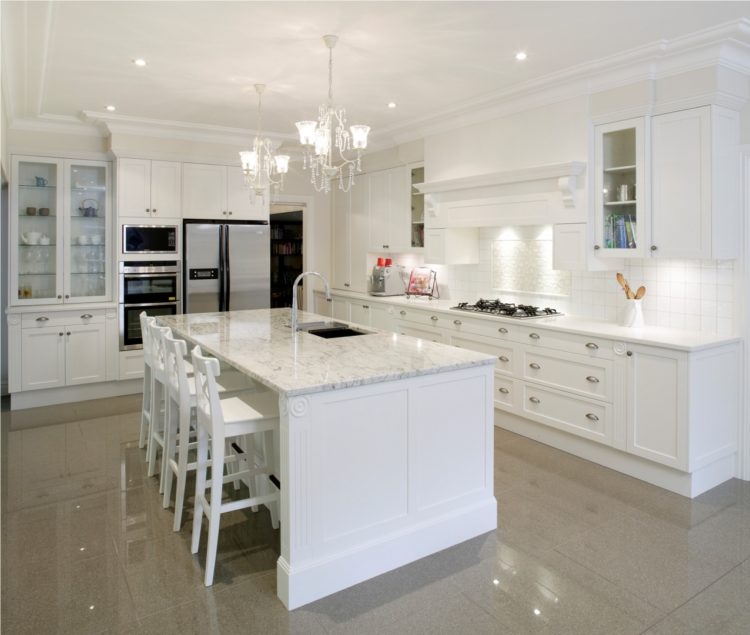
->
[162,395,178,509]
[191,424,209,555]
[171,403,192,531]
[139,365,152,449]
[204,436,225,587]
[147,380,162,478]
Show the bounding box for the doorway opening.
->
[269,206,304,308]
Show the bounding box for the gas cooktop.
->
[451,299,563,319]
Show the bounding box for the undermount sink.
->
[295,321,372,338]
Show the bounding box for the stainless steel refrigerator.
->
[183,220,270,313]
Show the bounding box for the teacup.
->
[22,232,42,245]
[39,235,51,246]
[90,235,102,245]
[78,235,91,245]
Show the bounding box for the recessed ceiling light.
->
[387,102,397,109]
[106,105,116,112]
[515,51,528,61]
[133,58,147,67]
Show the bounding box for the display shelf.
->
[603,165,636,173]
[19,185,57,190]
[604,200,637,206]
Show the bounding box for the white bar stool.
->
[146,322,171,489]
[191,345,280,587]
[138,312,156,449]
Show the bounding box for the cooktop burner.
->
[451,299,563,319]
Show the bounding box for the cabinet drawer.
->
[449,332,515,376]
[394,307,445,329]
[446,314,519,341]
[515,325,613,359]
[521,383,612,445]
[396,323,445,344]
[493,375,516,410]
[521,349,612,401]
[22,309,105,328]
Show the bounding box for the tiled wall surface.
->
[426,227,737,336]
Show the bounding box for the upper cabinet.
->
[367,167,410,253]
[182,163,268,221]
[410,165,425,249]
[11,156,112,305]
[117,158,181,219]
[331,179,369,292]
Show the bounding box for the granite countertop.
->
[325,290,740,352]
[160,308,495,397]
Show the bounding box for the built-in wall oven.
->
[119,261,181,350]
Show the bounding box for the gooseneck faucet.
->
[291,271,331,332]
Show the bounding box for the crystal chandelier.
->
[239,84,290,196]
[296,35,370,194]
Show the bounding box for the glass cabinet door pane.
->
[602,128,638,251]
[69,164,107,299]
[410,166,425,248]
[16,160,59,301]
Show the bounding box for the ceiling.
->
[2,1,750,149]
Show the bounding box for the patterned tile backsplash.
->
[420,226,736,336]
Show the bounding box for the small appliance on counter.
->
[370,258,406,296]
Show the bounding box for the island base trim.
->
[10,379,142,410]
[276,497,497,610]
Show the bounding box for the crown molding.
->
[9,114,103,137]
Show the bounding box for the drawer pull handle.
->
[36,316,50,322]
[400,310,406,316]
[57,295,62,299]
[453,319,462,325]
[498,327,508,334]
[362,305,369,309]
[59,332,64,337]
[529,333,540,340]
[585,413,599,422]
[586,376,600,383]
[585,342,599,350]
[498,356,509,362]
[627,351,633,357]
[66,331,71,336]
[498,387,510,394]
[529,396,540,404]
[81,314,93,320]
[344,283,350,287]
[529,362,541,370]
[430,315,438,321]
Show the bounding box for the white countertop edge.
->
[321,290,740,352]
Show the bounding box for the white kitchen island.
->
[161,308,497,609]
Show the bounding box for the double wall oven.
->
[119,261,181,350]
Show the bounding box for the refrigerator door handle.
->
[224,225,231,311]
[218,224,226,311]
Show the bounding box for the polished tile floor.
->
[2,396,750,634]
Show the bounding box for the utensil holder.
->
[622,299,645,328]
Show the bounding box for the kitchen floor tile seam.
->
[443,573,525,633]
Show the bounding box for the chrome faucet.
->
[291,271,331,332]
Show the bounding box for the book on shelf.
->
[605,214,637,249]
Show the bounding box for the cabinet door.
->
[626,345,688,470]
[370,304,394,332]
[331,185,351,290]
[388,166,411,252]
[349,176,370,293]
[313,293,332,317]
[368,170,390,251]
[350,303,371,327]
[66,323,107,385]
[117,158,151,217]
[182,163,226,219]
[331,297,350,321]
[651,107,710,259]
[553,223,587,271]
[150,161,182,219]
[423,229,445,265]
[21,327,66,390]
[226,167,269,221]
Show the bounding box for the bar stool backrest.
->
[164,332,190,410]
[140,312,156,367]
[150,322,172,382]
[191,345,225,440]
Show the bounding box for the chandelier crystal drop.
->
[239,84,289,197]
[296,35,370,194]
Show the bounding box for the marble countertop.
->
[326,290,740,352]
[160,309,495,397]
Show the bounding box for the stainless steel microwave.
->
[122,224,178,254]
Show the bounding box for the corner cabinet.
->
[182,163,268,221]
[10,156,112,306]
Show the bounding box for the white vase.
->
[622,299,645,328]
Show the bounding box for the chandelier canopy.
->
[239,84,290,197]
[296,35,370,194]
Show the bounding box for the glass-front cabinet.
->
[10,156,111,305]
[410,165,425,249]
[594,117,647,258]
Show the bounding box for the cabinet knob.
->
[498,387,510,394]
[651,245,658,251]
[594,244,601,250]
[529,333,540,340]
[383,244,389,249]
[453,319,462,325]
[498,356,509,363]
[400,310,406,316]
[585,342,599,350]
[58,332,64,336]
[66,331,71,336]
[81,314,93,320]
[57,295,62,299]
[529,396,540,404]
[152,208,157,214]
[626,351,633,357]
[65,294,70,299]
[146,208,150,213]
[228,211,232,215]
[529,362,541,370]
[36,316,49,322]
[586,376,600,383]
[498,327,508,334]
[362,305,369,309]
[344,283,350,287]
[585,413,600,422]
[430,315,438,321]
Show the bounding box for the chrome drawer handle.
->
[36,316,50,322]
[430,315,438,321]
[498,327,508,334]
[498,387,510,394]
[585,413,600,422]
[586,376,600,383]
[400,310,406,316]
[453,319,462,325]
[529,396,540,404]
[362,305,369,309]
[529,362,541,370]
[498,356,509,362]
[81,314,93,320]
[529,333,540,340]
[585,342,599,350]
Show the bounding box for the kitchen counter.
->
[161,308,497,610]
[325,290,739,352]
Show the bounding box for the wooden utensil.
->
[635,286,646,300]
[616,272,635,299]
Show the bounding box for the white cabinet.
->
[423,228,479,265]
[370,303,394,331]
[553,223,587,271]
[331,297,350,321]
[367,167,410,253]
[650,106,739,259]
[66,323,107,385]
[331,180,369,292]
[313,293,332,317]
[117,158,181,219]
[182,163,268,221]
[21,327,66,390]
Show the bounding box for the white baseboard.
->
[10,379,142,410]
